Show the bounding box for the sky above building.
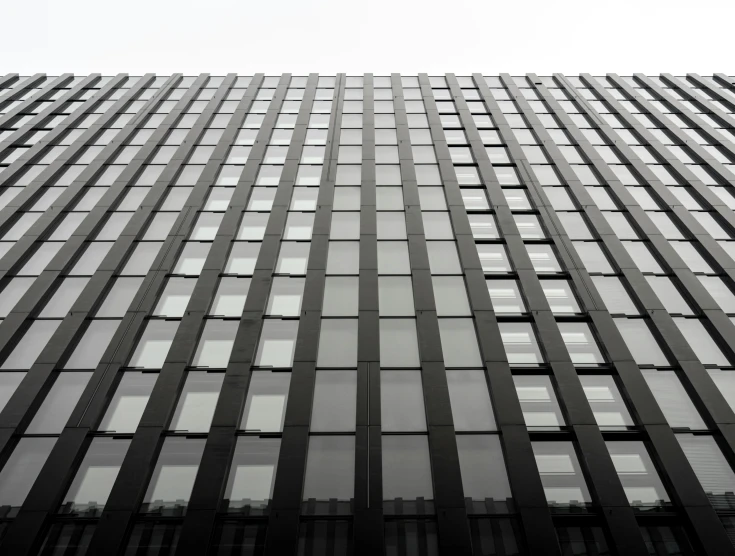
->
[1,0,733,75]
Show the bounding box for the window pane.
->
[61,438,130,516]
[456,435,512,513]
[526,244,562,273]
[432,276,470,316]
[642,370,705,429]
[64,321,120,369]
[142,438,205,513]
[225,437,280,512]
[591,276,638,315]
[0,438,57,514]
[241,371,290,432]
[427,242,462,274]
[0,278,34,317]
[128,320,179,368]
[540,280,580,314]
[438,319,482,367]
[698,276,735,313]
[97,278,144,317]
[514,375,565,429]
[606,441,670,508]
[446,370,495,431]
[154,278,196,317]
[613,319,668,366]
[169,371,224,432]
[2,320,61,370]
[276,242,310,275]
[382,436,434,507]
[255,320,298,368]
[98,372,157,433]
[677,434,735,511]
[558,322,604,365]
[378,242,411,274]
[673,318,729,366]
[477,244,511,273]
[645,277,693,315]
[381,371,426,432]
[311,371,357,432]
[266,277,305,317]
[379,276,415,316]
[322,277,358,317]
[26,372,93,434]
[499,322,544,366]
[0,373,24,414]
[317,319,358,368]
[40,278,89,317]
[380,319,420,367]
[210,277,250,316]
[579,375,634,429]
[225,242,259,275]
[533,441,591,509]
[327,242,359,274]
[303,436,355,508]
[487,280,525,313]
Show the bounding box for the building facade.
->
[0,72,733,555]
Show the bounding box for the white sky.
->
[1,0,733,75]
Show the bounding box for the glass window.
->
[376,188,404,210]
[533,441,591,509]
[266,277,305,317]
[2,320,61,370]
[377,213,407,240]
[382,436,433,506]
[514,375,565,429]
[238,213,269,240]
[64,320,120,369]
[499,323,544,366]
[0,438,57,513]
[418,188,446,210]
[317,319,358,368]
[526,244,562,273]
[381,371,426,432]
[642,370,706,429]
[622,242,664,274]
[241,371,290,432]
[456,436,512,512]
[61,438,130,515]
[97,278,144,317]
[540,280,581,314]
[0,278,34,317]
[422,213,454,240]
[677,434,735,511]
[446,370,495,431]
[275,242,310,275]
[613,318,669,366]
[154,278,195,317]
[284,213,314,240]
[673,318,729,366]
[427,242,462,274]
[671,242,711,273]
[141,438,205,513]
[579,375,634,429]
[174,242,211,275]
[645,277,693,315]
[303,436,355,506]
[0,373,24,414]
[333,188,361,210]
[191,213,223,240]
[606,441,670,509]
[128,320,179,368]
[40,278,89,317]
[439,319,483,367]
[330,213,360,240]
[477,244,511,273]
[432,276,470,316]
[327,242,359,275]
[123,242,164,276]
[210,277,250,317]
[254,320,298,368]
[591,276,638,315]
[558,322,605,365]
[169,371,224,432]
[26,372,93,434]
[311,370,357,432]
[378,242,411,275]
[573,242,614,273]
[98,372,157,433]
[698,276,735,313]
[487,280,526,313]
[380,319,420,367]
[379,276,415,316]
[322,277,358,317]
[224,437,280,511]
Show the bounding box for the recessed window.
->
[241,371,290,432]
[446,370,495,431]
[303,436,355,507]
[98,372,157,433]
[2,320,61,370]
[26,372,93,434]
[225,437,280,511]
[381,371,426,432]
[154,278,196,317]
[382,436,433,509]
[128,320,179,369]
[254,320,298,368]
[456,435,512,512]
[579,376,634,429]
[141,438,205,513]
[311,370,357,432]
[322,277,358,317]
[499,322,544,366]
[266,277,305,317]
[487,280,525,313]
[210,277,250,316]
[606,441,670,509]
[0,438,57,514]
[533,441,591,509]
[380,319,420,367]
[514,375,565,429]
[558,322,605,365]
[191,320,237,368]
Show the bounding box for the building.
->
[0,72,733,555]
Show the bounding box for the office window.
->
[558,322,605,365]
[378,242,411,275]
[456,436,512,512]
[98,372,157,433]
[311,370,357,432]
[97,277,144,317]
[0,438,57,513]
[591,276,638,315]
[432,276,471,316]
[540,280,581,314]
[141,438,205,513]
[606,441,670,509]
[303,436,355,507]
[154,278,196,317]
[169,372,224,432]
[128,320,179,369]
[677,434,735,511]
[438,319,483,367]
[241,371,290,432]
[327,242,359,274]
[487,279,526,313]
[642,370,706,429]
[379,276,415,316]
[254,320,298,368]
[317,319,358,368]
[645,277,693,315]
[477,244,511,273]
[40,278,89,317]
[60,438,130,515]
[224,437,280,511]
[514,375,565,429]
[579,375,634,429]
[380,319,420,367]
[446,370,495,431]
[533,441,591,508]
[499,323,544,365]
[673,318,730,366]
[266,277,305,317]
[382,436,434,508]
[210,277,250,316]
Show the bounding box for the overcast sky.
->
[2,0,733,75]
